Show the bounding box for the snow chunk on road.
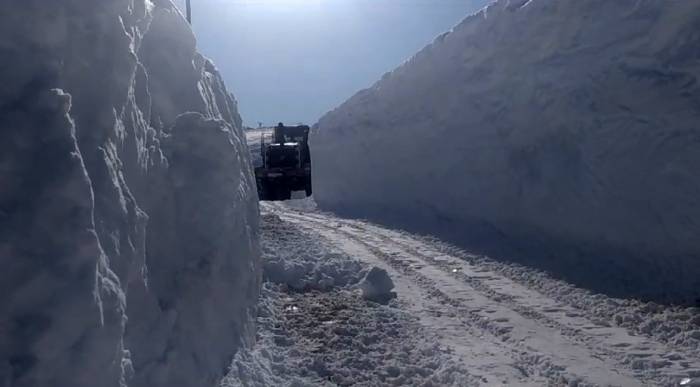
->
[360,267,397,304]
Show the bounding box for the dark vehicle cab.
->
[255,123,312,200]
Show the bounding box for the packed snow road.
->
[228,199,700,387]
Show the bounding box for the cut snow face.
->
[0,1,259,386]
[311,0,700,304]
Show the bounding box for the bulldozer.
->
[255,123,312,201]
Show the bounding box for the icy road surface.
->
[228,199,700,386]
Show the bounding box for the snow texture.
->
[222,212,478,387]
[259,213,365,291]
[0,1,259,386]
[311,0,700,304]
[262,199,700,386]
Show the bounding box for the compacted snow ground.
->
[225,198,700,387]
[224,210,476,386]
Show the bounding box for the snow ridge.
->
[0,1,259,386]
[311,0,700,304]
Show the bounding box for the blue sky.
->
[177,0,491,126]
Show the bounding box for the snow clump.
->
[261,214,365,290]
[360,266,397,304]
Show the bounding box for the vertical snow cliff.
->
[312,0,700,303]
[0,1,260,386]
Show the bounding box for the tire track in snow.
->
[275,206,700,345]
[266,202,696,386]
[337,222,695,385]
[280,213,576,385]
[277,205,700,359]
[268,208,633,385]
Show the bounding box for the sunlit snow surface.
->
[224,198,700,386]
[224,205,479,386]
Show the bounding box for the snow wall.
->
[312,0,700,304]
[0,1,261,386]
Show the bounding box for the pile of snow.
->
[260,214,364,290]
[311,0,700,303]
[0,1,259,386]
[282,196,319,212]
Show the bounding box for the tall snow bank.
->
[312,0,700,303]
[0,1,260,386]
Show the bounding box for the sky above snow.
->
[172,0,491,127]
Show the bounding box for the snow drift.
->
[312,0,700,303]
[0,1,260,386]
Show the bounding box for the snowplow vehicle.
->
[255,123,312,201]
